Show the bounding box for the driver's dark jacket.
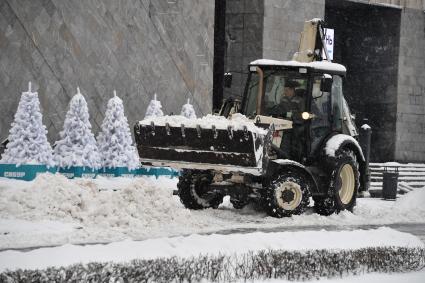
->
[277,94,305,123]
[267,93,306,161]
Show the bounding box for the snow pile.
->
[0,82,54,166]
[0,174,192,248]
[97,91,140,169]
[394,188,425,216]
[54,89,101,169]
[353,188,425,224]
[144,94,163,119]
[140,113,267,136]
[0,174,188,228]
[180,98,197,119]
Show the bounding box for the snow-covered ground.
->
[0,173,425,250]
[0,227,423,271]
[0,173,424,281]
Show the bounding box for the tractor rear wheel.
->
[314,150,359,215]
[263,171,310,218]
[177,170,223,210]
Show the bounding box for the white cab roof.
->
[250,59,347,74]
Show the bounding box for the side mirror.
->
[320,76,333,93]
[224,72,233,88]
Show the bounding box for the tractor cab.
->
[241,59,358,163]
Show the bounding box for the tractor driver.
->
[276,80,306,161]
[277,80,305,122]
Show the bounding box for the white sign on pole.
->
[322,28,334,61]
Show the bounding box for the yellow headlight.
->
[301,112,310,120]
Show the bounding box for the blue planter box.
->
[0,164,51,181]
[134,167,180,178]
[0,163,179,181]
[56,166,97,179]
[98,167,179,178]
[98,167,134,178]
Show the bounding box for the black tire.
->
[177,170,223,210]
[314,150,360,216]
[263,170,310,218]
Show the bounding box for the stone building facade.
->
[0,0,424,162]
[0,0,214,142]
[223,0,425,162]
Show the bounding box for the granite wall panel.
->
[0,0,214,141]
[223,0,264,101]
[395,8,425,162]
[263,0,325,61]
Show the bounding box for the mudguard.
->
[265,159,320,195]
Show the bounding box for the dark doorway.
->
[325,0,401,162]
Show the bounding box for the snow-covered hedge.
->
[1,247,423,282]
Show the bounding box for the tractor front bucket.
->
[134,121,265,172]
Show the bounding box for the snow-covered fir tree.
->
[54,88,101,169]
[144,94,164,119]
[180,98,197,119]
[0,82,54,166]
[97,91,140,169]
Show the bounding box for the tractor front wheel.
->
[263,171,310,218]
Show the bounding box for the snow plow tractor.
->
[134,19,371,217]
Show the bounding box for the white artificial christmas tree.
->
[54,88,101,169]
[180,98,197,119]
[144,93,164,119]
[97,91,140,169]
[0,82,54,166]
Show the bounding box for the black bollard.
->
[359,120,372,194]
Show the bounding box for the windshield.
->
[243,69,309,119]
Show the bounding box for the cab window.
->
[243,72,259,117]
[331,75,344,131]
[243,69,308,119]
[310,76,332,154]
[262,72,308,119]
